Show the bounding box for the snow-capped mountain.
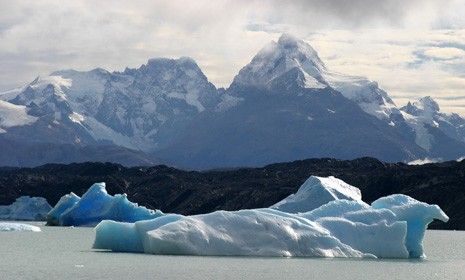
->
[157,35,430,168]
[230,34,400,122]
[0,57,218,166]
[0,58,218,151]
[400,96,465,155]
[0,33,464,168]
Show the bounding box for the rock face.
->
[0,157,464,230]
[1,34,465,168]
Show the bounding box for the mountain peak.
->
[277,33,300,46]
[414,96,440,113]
[230,34,326,90]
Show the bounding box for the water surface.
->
[0,222,463,280]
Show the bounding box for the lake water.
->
[0,222,464,280]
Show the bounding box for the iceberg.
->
[46,193,80,226]
[371,194,449,258]
[0,222,41,232]
[47,182,164,226]
[0,196,52,221]
[93,176,448,258]
[94,210,367,257]
[270,176,362,213]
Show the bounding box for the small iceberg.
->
[46,182,164,226]
[0,196,52,221]
[0,222,41,232]
[93,176,448,258]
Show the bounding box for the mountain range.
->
[1,34,464,169]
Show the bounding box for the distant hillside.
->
[0,157,464,230]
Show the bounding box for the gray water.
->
[0,222,464,280]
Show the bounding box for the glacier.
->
[0,196,52,221]
[46,182,164,226]
[93,176,448,258]
[0,222,41,232]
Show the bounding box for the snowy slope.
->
[0,100,37,133]
[231,33,327,90]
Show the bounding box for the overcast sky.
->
[1,0,465,114]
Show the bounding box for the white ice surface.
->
[270,176,362,213]
[93,176,448,259]
[0,222,41,232]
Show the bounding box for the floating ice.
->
[0,222,41,232]
[93,176,448,258]
[46,193,80,226]
[94,210,367,257]
[270,176,362,213]
[47,183,164,226]
[372,194,449,258]
[0,196,52,221]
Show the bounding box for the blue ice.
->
[47,183,163,226]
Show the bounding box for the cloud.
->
[0,0,464,115]
[421,47,465,60]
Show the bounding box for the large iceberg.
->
[0,196,52,221]
[0,222,41,232]
[94,210,368,257]
[46,183,164,226]
[93,176,448,258]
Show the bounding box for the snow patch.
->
[0,100,37,132]
[407,158,441,165]
[69,112,85,124]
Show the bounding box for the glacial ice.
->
[0,222,41,232]
[270,176,362,213]
[93,176,448,258]
[46,193,80,226]
[94,211,367,257]
[372,194,449,258]
[47,182,163,226]
[0,196,52,221]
